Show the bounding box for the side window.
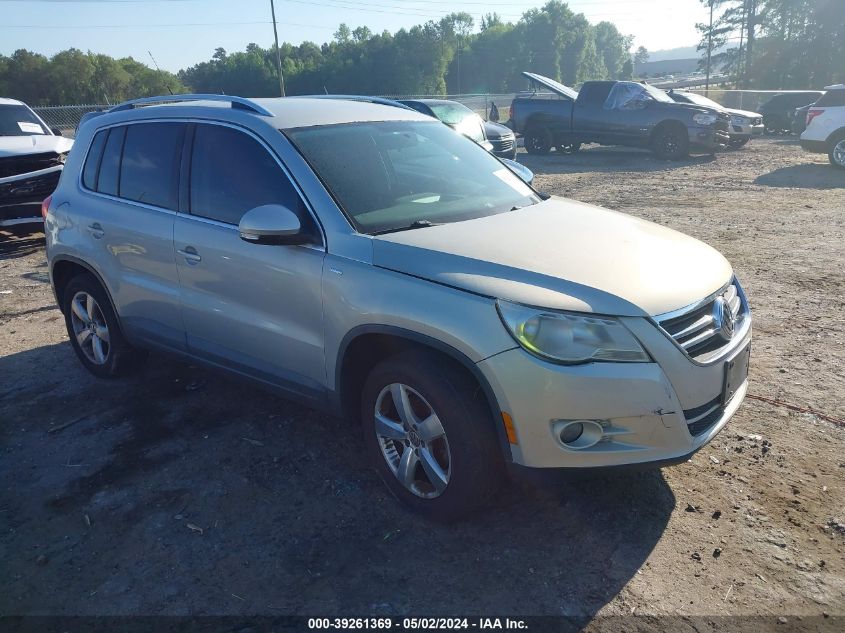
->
[119,122,185,210]
[97,126,125,197]
[189,124,307,226]
[82,129,108,190]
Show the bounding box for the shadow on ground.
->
[754,163,843,189]
[0,343,676,618]
[0,227,45,260]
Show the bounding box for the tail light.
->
[41,194,53,220]
[806,109,824,127]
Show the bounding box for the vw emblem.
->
[712,296,736,341]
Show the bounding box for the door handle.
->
[177,246,202,264]
[87,223,104,239]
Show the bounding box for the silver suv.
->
[45,94,751,520]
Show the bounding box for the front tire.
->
[63,274,146,378]
[828,133,845,170]
[728,137,750,149]
[652,126,690,160]
[524,125,553,155]
[360,350,504,521]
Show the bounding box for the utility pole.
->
[270,0,286,97]
[705,0,714,96]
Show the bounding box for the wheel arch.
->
[825,126,845,144]
[334,325,514,461]
[651,118,688,141]
[51,256,118,320]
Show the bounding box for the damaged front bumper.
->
[0,164,62,227]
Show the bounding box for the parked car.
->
[483,120,517,160]
[510,72,730,159]
[758,91,823,134]
[397,99,495,153]
[667,90,763,148]
[45,94,751,520]
[800,84,845,169]
[1,97,73,227]
[791,103,814,135]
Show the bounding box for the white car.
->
[800,84,845,169]
[1,97,73,227]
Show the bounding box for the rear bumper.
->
[800,138,828,154]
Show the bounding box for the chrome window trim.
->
[650,278,751,367]
[76,117,327,251]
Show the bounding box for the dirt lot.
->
[1,138,843,625]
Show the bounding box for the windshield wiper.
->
[372,219,441,235]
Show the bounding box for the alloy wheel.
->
[834,140,845,167]
[374,383,451,499]
[69,291,110,365]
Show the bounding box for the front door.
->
[174,122,327,401]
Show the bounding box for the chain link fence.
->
[33,94,518,138]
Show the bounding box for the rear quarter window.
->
[82,129,108,190]
[97,126,126,197]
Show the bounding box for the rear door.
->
[77,121,186,350]
[173,122,327,402]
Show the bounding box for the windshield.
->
[287,120,538,235]
[677,92,723,109]
[639,83,676,103]
[0,104,50,136]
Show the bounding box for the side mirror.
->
[238,204,310,245]
[501,158,534,186]
[51,127,64,136]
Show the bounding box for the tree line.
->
[1,0,842,106]
[696,0,844,88]
[1,2,632,105]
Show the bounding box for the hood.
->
[372,197,732,317]
[725,108,762,118]
[483,120,514,139]
[0,134,74,158]
[521,72,579,100]
[664,101,725,117]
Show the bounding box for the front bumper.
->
[689,125,730,151]
[478,321,751,470]
[489,136,517,160]
[0,165,61,227]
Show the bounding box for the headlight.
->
[497,300,650,364]
[693,113,718,125]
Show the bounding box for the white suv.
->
[800,84,845,169]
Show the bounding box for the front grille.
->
[0,169,61,202]
[492,137,515,152]
[684,396,722,436]
[0,152,63,179]
[656,281,748,363]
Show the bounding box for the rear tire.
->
[828,133,845,170]
[360,350,504,521]
[652,125,690,160]
[524,125,553,155]
[63,273,147,378]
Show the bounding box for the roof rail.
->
[302,95,414,110]
[107,94,274,117]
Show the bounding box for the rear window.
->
[816,90,845,107]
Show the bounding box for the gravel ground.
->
[1,138,843,625]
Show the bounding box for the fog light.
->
[552,420,605,450]
[559,422,583,444]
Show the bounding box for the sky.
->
[1,0,710,73]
